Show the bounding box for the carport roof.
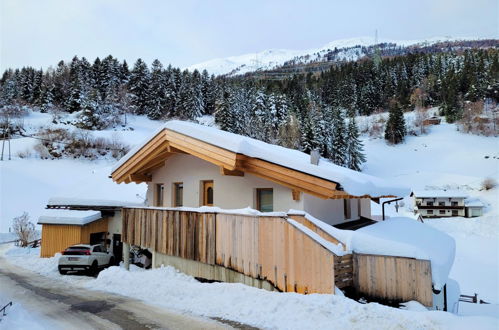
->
[37,209,102,226]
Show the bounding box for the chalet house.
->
[111,120,408,227]
[106,120,460,311]
[413,190,484,218]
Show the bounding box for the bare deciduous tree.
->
[12,212,36,247]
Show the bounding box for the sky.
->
[0,0,497,71]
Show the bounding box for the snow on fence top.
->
[350,217,456,290]
[37,209,102,226]
[413,190,469,198]
[113,120,410,198]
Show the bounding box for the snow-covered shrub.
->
[12,212,36,247]
[32,128,129,160]
[482,177,497,190]
[16,148,32,159]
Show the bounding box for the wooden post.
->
[123,242,130,270]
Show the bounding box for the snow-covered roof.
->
[464,198,484,207]
[113,120,410,198]
[413,190,468,198]
[350,218,455,290]
[37,209,102,226]
[47,166,146,208]
[48,197,143,208]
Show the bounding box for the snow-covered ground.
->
[363,119,499,318]
[0,294,60,330]
[2,245,498,330]
[0,111,162,232]
[0,110,498,327]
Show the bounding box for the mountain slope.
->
[187,36,477,76]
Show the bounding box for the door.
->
[203,181,214,206]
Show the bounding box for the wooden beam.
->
[112,130,168,180]
[129,173,152,182]
[245,158,338,191]
[114,140,171,183]
[242,162,336,198]
[220,167,244,176]
[292,189,301,201]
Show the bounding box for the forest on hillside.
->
[0,46,498,170]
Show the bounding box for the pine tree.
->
[330,107,347,166]
[128,59,150,115]
[345,117,366,171]
[384,101,406,144]
[76,91,102,130]
[146,59,168,120]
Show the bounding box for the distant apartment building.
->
[414,190,484,218]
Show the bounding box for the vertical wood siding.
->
[40,218,108,258]
[121,208,434,304]
[353,253,433,306]
[122,208,335,294]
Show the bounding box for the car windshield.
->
[67,246,88,250]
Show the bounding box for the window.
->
[451,201,458,206]
[439,210,446,215]
[202,181,214,206]
[155,184,164,207]
[173,182,183,207]
[427,201,434,206]
[452,210,459,216]
[256,188,273,212]
[93,245,102,253]
[438,201,445,206]
[427,210,434,215]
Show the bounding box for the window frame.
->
[256,188,273,212]
[173,182,184,207]
[155,183,164,207]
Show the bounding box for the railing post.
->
[123,242,130,270]
[152,250,157,269]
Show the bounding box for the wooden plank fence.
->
[353,253,433,306]
[123,208,335,294]
[122,208,434,305]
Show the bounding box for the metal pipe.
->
[382,197,404,220]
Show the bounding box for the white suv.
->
[58,244,114,275]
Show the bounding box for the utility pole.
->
[1,114,9,161]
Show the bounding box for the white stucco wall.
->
[107,211,122,235]
[303,195,371,226]
[147,154,304,212]
[146,154,373,223]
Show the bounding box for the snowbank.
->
[113,120,410,198]
[37,209,102,226]
[0,295,60,330]
[351,218,456,290]
[4,245,497,329]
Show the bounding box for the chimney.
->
[310,149,320,165]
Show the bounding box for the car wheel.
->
[109,257,115,267]
[89,261,98,276]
